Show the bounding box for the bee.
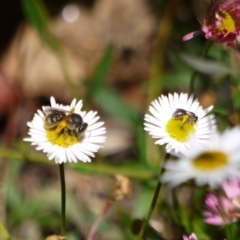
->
[44,107,88,139]
[172,108,198,126]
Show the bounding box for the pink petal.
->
[182,30,203,41]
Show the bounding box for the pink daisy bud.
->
[183,0,240,45]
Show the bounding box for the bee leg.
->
[68,130,77,141]
[73,131,76,140]
[180,115,189,128]
[73,131,79,141]
[64,128,69,144]
[80,123,88,136]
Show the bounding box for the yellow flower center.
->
[193,151,228,171]
[45,119,81,148]
[207,10,237,36]
[166,114,196,142]
[217,11,236,34]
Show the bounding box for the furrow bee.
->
[44,107,88,139]
[172,108,198,125]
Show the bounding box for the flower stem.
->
[225,224,233,240]
[189,40,214,95]
[59,163,66,237]
[136,153,170,240]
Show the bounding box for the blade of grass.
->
[89,45,114,94]
[0,147,158,180]
[22,0,47,34]
[94,88,141,125]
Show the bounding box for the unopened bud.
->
[45,235,68,240]
[113,174,131,200]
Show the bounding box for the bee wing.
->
[43,107,70,115]
[185,110,195,116]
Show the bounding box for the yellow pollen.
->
[217,11,236,33]
[166,115,196,142]
[205,9,237,37]
[70,107,75,113]
[45,120,80,147]
[193,151,228,171]
[236,197,240,204]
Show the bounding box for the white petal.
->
[144,92,216,156]
[24,97,106,164]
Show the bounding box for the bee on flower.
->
[144,93,216,155]
[24,97,106,164]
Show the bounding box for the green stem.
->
[59,163,66,237]
[225,224,232,240]
[189,40,214,95]
[136,153,170,240]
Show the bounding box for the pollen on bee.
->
[69,107,75,113]
[45,121,81,147]
[180,114,191,127]
[55,121,68,135]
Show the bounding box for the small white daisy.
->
[24,96,106,164]
[144,92,216,155]
[161,127,240,188]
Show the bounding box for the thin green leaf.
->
[21,0,60,52]
[89,45,114,93]
[21,0,48,34]
[212,107,230,116]
[72,162,157,180]
[171,189,191,232]
[131,219,166,240]
[94,88,141,124]
[181,54,231,76]
[144,223,166,240]
[192,218,210,240]
[233,93,240,109]
[0,146,158,180]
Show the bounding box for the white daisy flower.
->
[161,127,240,188]
[24,96,106,164]
[144,92,216,155]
